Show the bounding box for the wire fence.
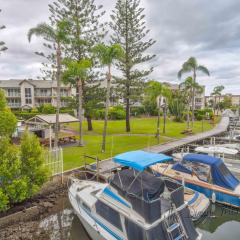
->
[44,147,63,180]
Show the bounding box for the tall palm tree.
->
[62,59,92,146]
[211,85,224,115]
[180,77,203,129]
[178,57,210,126]
[93,43,124,152]
[28,20,70,149]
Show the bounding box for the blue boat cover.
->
[172,162,192,174]
[113,150,173,172]
[183,154,239,190]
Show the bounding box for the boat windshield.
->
[183,161,211,182]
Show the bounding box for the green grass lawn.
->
[65,117,214,137]
[63,117,216,171]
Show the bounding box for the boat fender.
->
[212,192,216,203]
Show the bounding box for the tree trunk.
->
[126,96,131,132]
[54,43,61,149]
[191,69,196,127]
[102,66,111,152]
[156,96,161,144]
[86,116,93,131]
[78,78,83,146]
[163,105,167,134]
[125,2,131,133]
[214,96,217,115]
[187,104,190,130]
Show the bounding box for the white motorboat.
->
[195,146,238,155]
[68,150,202,240]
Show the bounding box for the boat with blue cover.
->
[68,151,202,240]
[152,153,240,208]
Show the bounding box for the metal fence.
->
[44,147,64,181]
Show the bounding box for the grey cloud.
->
[0,0,240,95]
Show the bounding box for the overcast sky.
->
[0,0,240,95]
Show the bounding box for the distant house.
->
[0,79,75,109]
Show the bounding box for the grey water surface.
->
[36,198,240,240]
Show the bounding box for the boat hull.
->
[68,183,123,240]
[185,182,240,208]
[74,209,106,240]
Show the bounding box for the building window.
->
[8,98,21,107]
[60,89,68,97]
[26,98,32,104]
[25,88,32,98]
[7,88,20,97]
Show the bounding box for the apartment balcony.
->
[8,103,21,108]
[35,94,52,98]
[6,94,21,98]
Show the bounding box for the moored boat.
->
[68,151,202,240]
[151,153,240,208]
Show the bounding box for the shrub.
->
[109,107,126,120]
[0,138,28,210]
[93,109,105,120]
[20,131,49,197]
[60,109,75,116]
[0,109,17,137]
[131,106,146,117]
[38,104,56,114]
[93,106,126,120]
[195,108,213,120]
[14,112,38,120]
[0,133,49,212]
[0,90,17,136]
[0,189,9,212]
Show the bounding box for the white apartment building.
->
[0,79,74,109]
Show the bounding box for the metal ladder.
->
[163,210,188,240]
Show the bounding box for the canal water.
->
[36,198,240,240]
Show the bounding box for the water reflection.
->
[37,199,91,240]
[37,199,240,240]
[197,204,240,239]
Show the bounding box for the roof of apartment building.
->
[0,79,70,88]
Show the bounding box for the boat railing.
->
[67,170,105,190]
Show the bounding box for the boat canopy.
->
[183,154,239,190]
[113,150,172,172]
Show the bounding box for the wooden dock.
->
[145,117,229,154]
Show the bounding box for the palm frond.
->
[178,64,192,79]
[187,57,197,68]
[197,65,210,76]
[177,69,183,79]
[92,43,124,66]
[28,23,56,42]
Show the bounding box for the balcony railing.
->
[7,94,21,97]
[8,103,21,107]
[35,93,52,97]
